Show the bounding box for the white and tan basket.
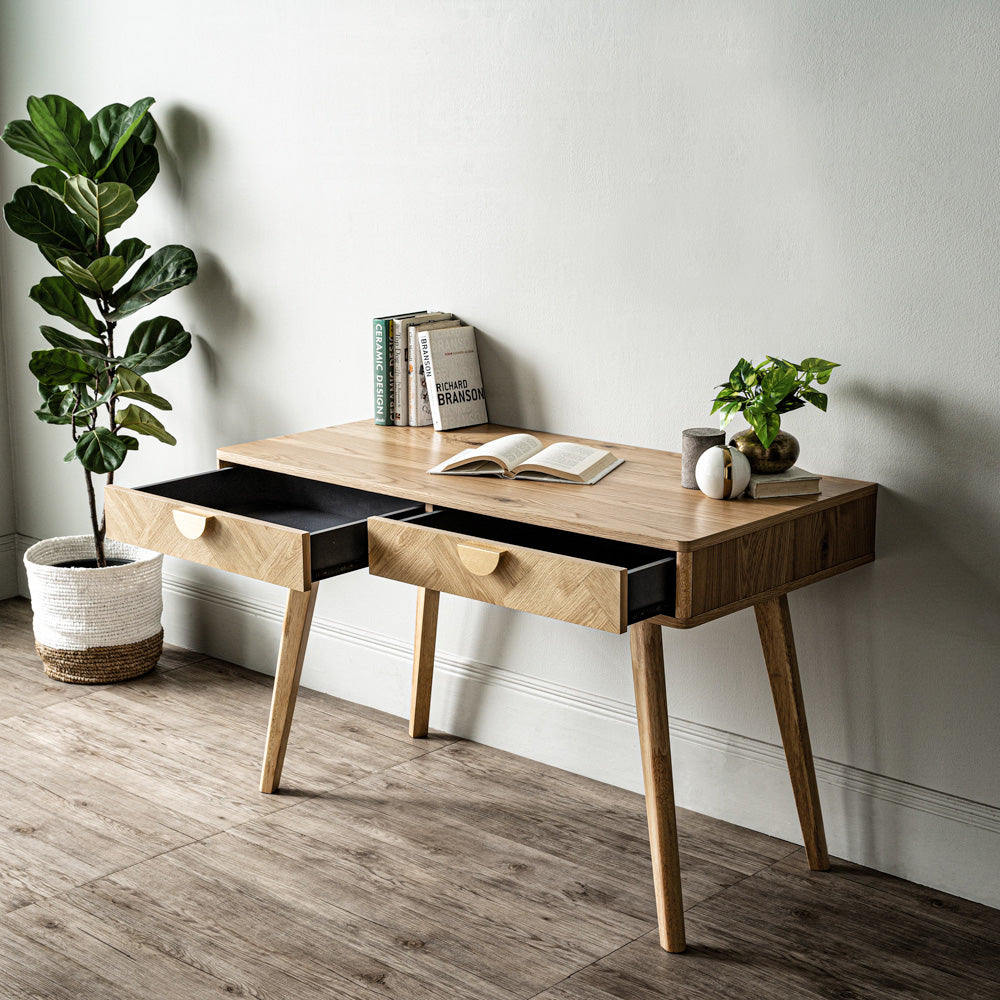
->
[24,535,164,684]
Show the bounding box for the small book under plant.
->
[429,433,623,484]
[746,466,821,499]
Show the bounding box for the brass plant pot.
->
[729,428,800,474]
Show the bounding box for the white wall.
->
[2,1,998,907]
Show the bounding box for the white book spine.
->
[408,325,433,426]
[418,331,442,431]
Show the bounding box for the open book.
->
[428,433,623,485]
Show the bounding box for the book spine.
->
[391,318,407,426]
[373,317,390,425]
[407,324,418,425]
[418,331,443,431]
[409,325,433,427]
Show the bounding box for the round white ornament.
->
[694,445,751,500]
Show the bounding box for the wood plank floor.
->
[1,596,997,999]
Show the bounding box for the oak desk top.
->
[217,419,877,553]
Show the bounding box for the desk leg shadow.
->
[260,582,320,793]
[403,593,829,954]
[407,599,688,953]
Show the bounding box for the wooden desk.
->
[108,419,878,954]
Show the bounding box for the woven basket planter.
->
[24,535,164,684]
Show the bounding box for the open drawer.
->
[368,509,676,633]
[105,466,424,591]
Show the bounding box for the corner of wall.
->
[0,159,24,600]
[0,534,16,600]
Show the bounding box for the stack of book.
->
[746,467,822,499]
[372,311,488,431]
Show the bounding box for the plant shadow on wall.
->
[157,105,271,444]
[842,378,1000,632]
[807,377,1000,865]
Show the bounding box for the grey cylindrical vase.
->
[681,427,725,488]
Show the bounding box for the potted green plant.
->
[2,94,197,682]
[710,356,838,473]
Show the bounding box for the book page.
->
[515,441,612,477]
[429,434,542,475]
[514,457,624,485]
[475,433,542,469]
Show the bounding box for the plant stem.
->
[92,295,118,565]
[84,467,105,566]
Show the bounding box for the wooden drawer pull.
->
[173,508,214,539]
[457,543,504,576]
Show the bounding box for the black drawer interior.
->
[138,466,424,581]
[410,509,676,624]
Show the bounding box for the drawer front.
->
[105,484,310,590]
[368,515,629,632]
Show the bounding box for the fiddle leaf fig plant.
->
[2,95,197,566]
[710,356,839,448]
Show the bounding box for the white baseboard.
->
[0,533,17,600]
[159,570,1000,911]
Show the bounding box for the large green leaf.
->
[116,403,176,445]
[115,368,171,410]
[26,95,92,174]
[110,246,198,319]
[63,176,137,235]
[30,276,104,334]
[3,186,93,262]
[101,136,159,200]
[88,256,127,290]
[54,258,100,297]
[111,237,149,270]
[93,97,155,177]
[39,326,108,360]
[123,316,192,374]
[30,166,68,200]
[56,255,126,297]
[2,119,65,168]
[29,348,95,386]
[89,101,157,163]
[75,427,128,473]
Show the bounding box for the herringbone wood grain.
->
[369,515,629,632]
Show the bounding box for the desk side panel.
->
[667,491,876,624]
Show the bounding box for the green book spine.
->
[373,317,391,425]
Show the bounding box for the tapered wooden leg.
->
[754,594,830,871]
[260,583,319,793]
[630,619,686,953]
[409,588,440,738]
